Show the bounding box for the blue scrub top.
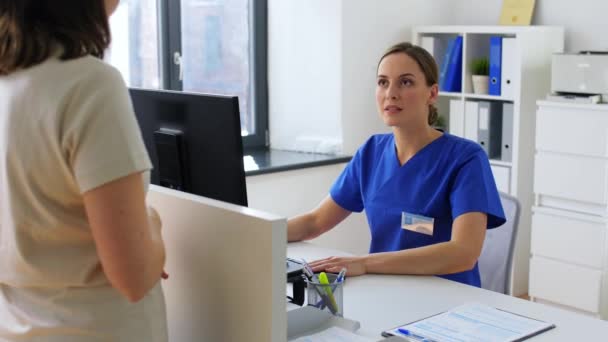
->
[330,133,506,287]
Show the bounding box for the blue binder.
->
[489,36,502,96]
[438,38,456,91]
[442,36,463,92]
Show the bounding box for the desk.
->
[288,242,608,340]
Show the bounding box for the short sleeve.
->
[62,64,152,193]
[450,150,506,228]
[330,151,364,213]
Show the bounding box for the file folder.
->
[477,101,503,159]
[501,103,514,162]
[438,38,456,91]
[449,99,464,137]
[501,38,519,99]
[489,36,503,96]
[443,36,463,92]
[464,101,479,142]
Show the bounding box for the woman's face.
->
[105,0,120,16]
[375,52,438,128]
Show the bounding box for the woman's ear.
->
[429,84,439,104]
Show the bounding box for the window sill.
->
[244,148,351,176]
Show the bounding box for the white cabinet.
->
[531,101,608,319]
[413,26,564,296]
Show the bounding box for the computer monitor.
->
[129,88,248,206]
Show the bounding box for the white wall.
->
[267,0,343,154]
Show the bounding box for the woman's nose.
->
[386,86,399,100]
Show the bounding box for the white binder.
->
[501,38,519,100]
[464,101,479,142]
[449,99,464,137]
[501,103,514,162]
[477,101,503,159]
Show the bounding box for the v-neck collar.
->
[390,132,447,168]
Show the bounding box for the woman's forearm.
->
[363,241,479,276]
[287,213,319,242]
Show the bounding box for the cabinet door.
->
[534,153,608,205]
[530,256,602,313]
[536,105,608,158]
[531,210,606,268]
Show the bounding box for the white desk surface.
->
[288,242,608,340]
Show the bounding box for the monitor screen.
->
[129,88,248,206]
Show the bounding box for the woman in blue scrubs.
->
[287,42,506,287]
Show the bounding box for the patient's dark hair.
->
[378,42,439,126]
[0,0,111,75]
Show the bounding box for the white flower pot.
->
[472,75,489,95]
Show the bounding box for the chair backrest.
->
[478,192,520,294]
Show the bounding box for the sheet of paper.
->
[290,326,375,342]
[387,303,554,342]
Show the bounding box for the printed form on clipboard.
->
[381,303,555,342]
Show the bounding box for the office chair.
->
[478,192,520,295]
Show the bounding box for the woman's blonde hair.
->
[378,42,439,126]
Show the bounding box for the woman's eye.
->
[377,79,388,86]
[401,79,413,86]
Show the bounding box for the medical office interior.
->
[105,0,608,340]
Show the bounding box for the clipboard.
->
[381,303,555,342]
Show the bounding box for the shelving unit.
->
[413,26,564,296]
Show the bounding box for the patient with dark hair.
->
[0,1,168,340]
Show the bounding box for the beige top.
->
[0,54,166,341]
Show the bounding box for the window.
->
[107,0,268,148]
[107,1,161,89]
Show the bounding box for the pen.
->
[335,268,347,284]
[313,268,347,308]
[318,272,339,314]
[397,328,437,342]
[301,259,335,312]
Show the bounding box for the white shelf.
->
[489,160,512,167]
[463,93,514,102]
[439,92,515,102]
[414,25,564,36]
[438,91,462,98]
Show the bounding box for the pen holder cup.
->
[305,273,344,317]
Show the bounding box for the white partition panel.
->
[147,185,287,342]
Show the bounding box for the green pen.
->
[318,272,339,314]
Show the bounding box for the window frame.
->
[158,0,268,148]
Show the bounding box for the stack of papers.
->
[383,303,555,342]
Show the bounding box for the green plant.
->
[470,57,489,76]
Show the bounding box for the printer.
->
[551,51,608,101]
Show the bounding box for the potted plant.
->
[470,57,489,94]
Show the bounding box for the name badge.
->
[401,212,435,236]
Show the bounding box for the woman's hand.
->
[148,206,169,280]
[309,256,368,277]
